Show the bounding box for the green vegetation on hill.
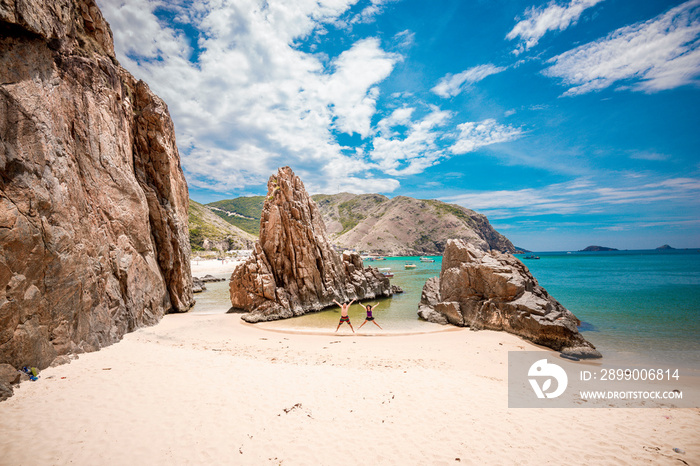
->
[337,199,368,234]
[312,193,388,235]
[189,200,218,251]
[424,199,477,228]
[189,199,256,251]
[197,192,514,255]
[207,196,264,235]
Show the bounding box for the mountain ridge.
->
[198,193,515,255]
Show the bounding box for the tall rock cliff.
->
[419,240,601,358]
[230,167,393,322]
[0,0,193,371]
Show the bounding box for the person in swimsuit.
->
[333,298,355,333]
[357,303,382,330]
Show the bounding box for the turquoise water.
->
[259,257,446,334]
[515,250,700,358]
[193,250,700,364]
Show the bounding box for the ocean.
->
[516,249,700,368]
[193,250,700,368]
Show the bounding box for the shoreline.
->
[1,311,697,464]
[191,259,700,373]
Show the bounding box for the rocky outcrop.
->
[418,239,601,358]
[417,277,448,325]
[0,363,19,401]
[0,0,193,372]
[230,167,393,322]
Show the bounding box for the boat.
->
[374,256,386,261]
[523,255,540,260]
[382,272,394,278]
[420,257,435,262]
[404,263,417,269]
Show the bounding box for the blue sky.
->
[97,0,700,250]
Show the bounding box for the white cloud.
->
[449,119,523,154]
[629,151,671,161]
[431,64,506,98]
[393,29,415,49]
[350,0,399,24]
[97,0,403,194]
[370,107,451,176]
[442,175,700,219]
[507,0,605,55]
[323,38,400,137]
[544,0,700,96]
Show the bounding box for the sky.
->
[96,0,700,251]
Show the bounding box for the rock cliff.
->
[230,167,393,322]
[0,0,193,371]
[418,239,601,358]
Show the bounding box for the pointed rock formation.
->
[230,167,393,322]
[418,239,601,358]
[1,0,193,371]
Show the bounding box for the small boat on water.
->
[420,257,435,262]
[523,255,540,260]
[382,272,394,278]
[404,263,417,269]
[374,257,386,261]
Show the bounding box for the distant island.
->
[580,245,619,252]
[656,244,675,250]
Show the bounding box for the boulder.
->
[0,363,20,385]
[199,275,225,283]
[416,277,447,324]
[0,382,12,402]
[192,278,206,293]
[230,167,393,322]
[0,0,193,373]
[418,239,601,358]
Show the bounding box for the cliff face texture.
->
[0,0,193,371]
[419,240,601,358]
[230,167,393,323]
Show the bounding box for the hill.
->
[312,194,515,255]
[189,199,256,251]
[201,193,515,255]
[207,197,265,235]
[580,245,619,252]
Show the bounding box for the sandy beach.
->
[1,260,698,465]
[191,258,245,278]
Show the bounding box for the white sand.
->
[1,311,698,465]
[191,258,244,278]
